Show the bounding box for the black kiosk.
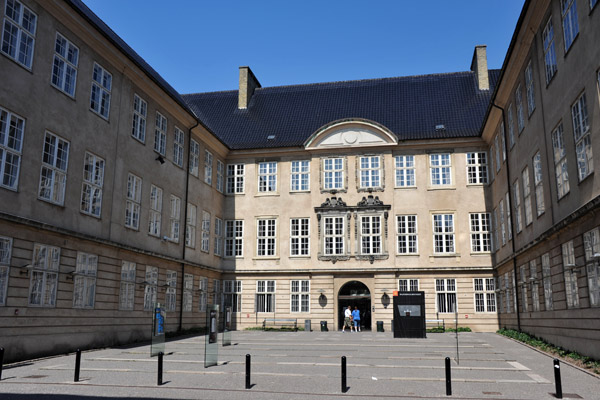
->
[393,291,426,338]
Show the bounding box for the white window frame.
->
[201,210,210,252]
[398,279,419,292]
[470,213,491,253]
[154,112,167,156]
[185,203,197,248]
[214,217,223,256]
[290,160,310,192]
[1,0,37,69]
[323,157,344,191]
[533,152,545,216]
[169,195,181,243]
[212,279,221,307]
[571,93,592,181]
[499,200,506,247]
[522,167,533,226]
[216,160,224,192]
[525,61,536,116]
[51,32,78,97]
[562,240,579,308]
[39,131,69,205]
[359,155,382,189]
[542,18,558,84]
[433,214,455,254]
[80,151,104,217]
[0,236,12,306]
[290,280,309,313]
[183,273,194,312]
[257,218,276,257]
[199,277,208,312]
[552,123,570,199]
[430,153,452,186]
[561,0,579,52]
[520,265,529,312]
[131,94,147,143]
[542,253,553,311]
[530,260,540,312]
[494,135,501,173]
[474,278,496,313]
[204,150,213,185]
[119,261,136,311]
[189,139,199,177]
[28,243,59,307]
[165,270,177,312]
[225,220,244,257]
[226,164,245,194]
[466,152,488,185]
[0,106,24,191]
[507,104,516,148]
[73,252,97,309]
[148,185,162,237]
[360,215,382,255]
[125,173,142,230]
[143,266,158,311]
[395,155,415,188]
[173,127,184,168]
[435,278,456,313]
[223,280,242,312]
[256,280,275,313]
[506,192,513,240]
[583,227,600,307]
[89,62,111,119]
[396,215,418,255]
[290,218,310,257]
[258,161,277,192]
[513,180,523,233]
[515,84,525,133]
[324,216,345,256]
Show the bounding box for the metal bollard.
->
[74,349,81,382]
[553,358,562,399]
[445,357,452,396]
[157,352,163,386]
[245,354,251,389]
[0,347,4,381]
[341,356,347,393]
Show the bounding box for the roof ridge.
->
[183,89,238,97]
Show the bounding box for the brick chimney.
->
[470,45,489,91]
[238,66,261,109]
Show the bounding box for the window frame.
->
[432,213,455,254]
[225,220,244,257]
[257,218,277,257]
[169,195,181,243]
[474,278,496,313]
[173,127,184,168]
[89,62,112,120]
[571,93,592,181]
[551,123,570,199]
[396,215,418,255]
[131,94,147,143]
[0,236,12,306]
[322,157,345,191]
[290,279,310,313]
[394,155,416,188]
[80,151,104,218]
[290,217,310,257]
[429,153,452,187]
[0,106,25,191]
[466,152,488,185]
[204,150,213,185]
[1,0,37,69]
[398,278,419,292]
[185,203,197,248]
[28,243,60,307]
[290,160,310,192]
[542,17,558,84]
[358,155,382,190]
[469,213,491,253]
[119,261,136,311]
[561,0,579,52]
[153,111,167,156]
[226,163,245,194]
[50,32,78,98]
[143,265,158,311]
[435,278,457,313]
[201,210,210,253]
[148,184,162,237]
[256,280,275,313]
[258,161,277,193]
[38,131,69,206]
[72,252,97,309]
[125,173,142,230]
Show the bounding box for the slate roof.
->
[183,70,501,150]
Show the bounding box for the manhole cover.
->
[23,375,48,379]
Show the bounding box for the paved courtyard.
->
[0,331,598,399]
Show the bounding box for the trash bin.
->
[320,321,328,332]
[305,319,311,332]
[376,321,384,332]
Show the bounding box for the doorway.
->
[338,280,371,330]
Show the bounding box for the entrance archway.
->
[338,281,371,330]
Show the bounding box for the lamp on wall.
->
[155,155,165,164]
[16,263,32,276]
[382,291,391,309]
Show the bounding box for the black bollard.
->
[0,347,4,381]
[74,349,81,382]
[553,358,562,399]
[157,352,163,386]
[445,357,452,396]
[245,354,251,389]
[341,356,347,393]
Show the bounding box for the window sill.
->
[1,51,33,73]
[430,253,460,258]
[394,186,417,190]
[396,253,419,257]
[38,197,65,207]
[80,210,101,219]
[51,83,76,101]
[290,255,311,259]
[427,186,455,191]
[226,192,245,196]
[578,170,594,184]
[289,190,310,194]
[253,257,280,261]
[255,192,280,198]
[89,108,110,122]
[470,252,492,256]
[320,188,347,194]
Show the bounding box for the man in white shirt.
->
[342,305,352,332]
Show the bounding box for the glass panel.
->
[150,303,165,357]
[204,304,219,367]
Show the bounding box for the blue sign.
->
[154,307,165,336]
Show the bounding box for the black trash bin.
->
[320,321,328,332]
[376,321,384,332]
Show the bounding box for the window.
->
[323,158,344,190]
[39,132,69,205]
[433,214,454,254]
[583,227,600,307]
[522,167,533,226]
[542,18,558,84]
[492,209,499,251]
[562,240,579,308]
[507,105,516,148]
[525,61,535,116]
[257,218,276,257]
[561,0,579,51]
[199,277,207,312]
[212,279,221,306]
[169,195,181,242]
[1,0,36,68]
[148,185,162,237]
[125,173,142,230]
[398,279,419,292]
[204,150,213,185]
[0,236,12,305]
[226,164,244,194]
[291,160,309,191]
[185,203,196,248]
[216,160,224,192]
[131,94,147,143]
[225,220,243,257]
[360,216,382,255]
[80,152,104,217]
[28,244,59,307]
[430,154,452,186]
[466,152,488,184]
[291,280,309,312]
[258,161,277,192]
[533,153,545,216]
[143,266,158,311]
[183,273,193,312]
[51,33,78,97]
[201,210,210,252]
[515,85,525,133]
[165,270,177,312]
[504,272,512,313]
[494,136,501,173]
[394,155,415,187]
[552,124,570,198]
[506,192,512,240]
[189,139,199,177]
[173,127,184,168]
[489,145,495,181]
[256,280,275,313]
[542,253,553,310]
[499,200,506,247]
[500,122,507,161]
[154,112,167,156]
[90,63,111,119]
[214,217,223,256]
[119,261,136,311]
[530,260,540,312]
[397,215,417,254]
[513,180,523,233]
[474,278,496,312]
[73,252,97,309]
[470,213,491,253]
[224,280,242,312]
[290,218,309,256]
[520,265,529,312]
[436,278,456,313]
[324,216,345,255]
[571,93,592,180]
[359,156,382,189]
[0,107,24,190]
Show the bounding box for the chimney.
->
[238,66,261,109]
[470,45,489,91]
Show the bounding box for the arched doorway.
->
[338,281,371,330]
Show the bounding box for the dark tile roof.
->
[183,70,501,150]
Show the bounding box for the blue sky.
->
[82,0,526,94]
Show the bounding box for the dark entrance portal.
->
[338,281,371,330]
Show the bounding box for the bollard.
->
[341,356,347,393]
[445,357,452,396]
[245,354,251,389]
[0,347,4,381]
[74,349,81,382]
[553,358,562,399]
[157,352,163,386]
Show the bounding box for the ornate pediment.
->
[305,119,397,150]
[319,196,347,209]
[357,195,384,207]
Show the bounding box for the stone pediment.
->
[305,119,397,150]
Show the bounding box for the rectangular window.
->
[533,152,545,216]
[474,278,496,312]
[571,93,592,180]
[165,270,177,312]
[395,155,415,187]
[504,272,512,313]
[73,252,97,309]
[430,154,452,186]
[257,218,276,256]
[119,261,136,311]
[224,280,242,312]
[513,180,523,233]
[552,123,570,198]
[1,0,36,68]
[143,266,158,311]
[199,277,207,312]
[466,152,488,184]
[515,85,525,133]
[436,278,456,313]
[154,112,167,156]
[258,161,277,192]
[173,127,184,168]
[522,167,533,226]
[530,260,540,312]
[0,107,24,190]
[433,214,454,254]
[226,164,244,194]
[204,150,213,185]
[359,156,382,188]
[323,158,344,190]
[520,265,529,312]
[542,253,553,310]
[492,208,499,251]
[360,215,382,254]
[324,216,345,255]
[212,279,221,307]
[80,152,104,217]
[489,145,495,181]
[216,160,224,192]
[470,213,491,253]
[291,160,310,191]
[0,236,12,305]
[562,240,579,308]
[525,61,536,116]
[256,280,275,313]
[131,94,147,143]
[148,185,162,237]
[201,210,210,252]
[125,173,142,229]
[183,273,194,312]
[506,192,512,240]
[225,220,243,257]
[291,280,309,312]
[170,195,181,242]
[499,200,506,246]
[500,122,507,161]
[397,215,418,254]
[494,135,501,172]
[185,203,197,248]
[39,132,69,205]
[507,105,516,148]
[398,279,419,292]
[542,18,558,84]
[562,0,579,51]
[28,244,59,307]
[583,227,600,307]
[290,218,310,256]
[214,217,223,256]
[90,63,111,119]
[189,139,199,177]
[51,32,78,97]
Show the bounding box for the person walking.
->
[342,305,352,332]
[352,306,361,332]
